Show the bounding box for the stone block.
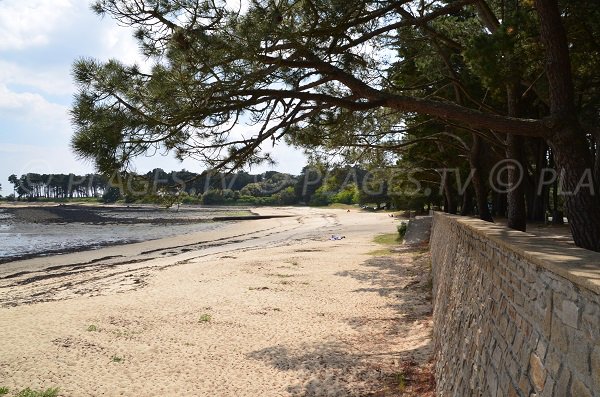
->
[570,376,592,397]
[550,312,570,354]
[566,328,590,383]
[535,339,548,362]
[519,374,532,396]
[507,324,517,347]
[506,353,520,380]
[527,287,538,301]
[542,298,553,340]
[544,348,561,378]
[525,268,537,284]
[514,291,526,308]
[581,303,599,341]
[540,375,554,397]
[513,330,524,354]
[492,345,502,371]
[554,367,571,397]
[591,345,600,392]
[515,263,525,278]
[561,300,581,329]
[488,370,498,397]
[529,352,547,393]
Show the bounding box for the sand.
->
[0,207,433,396]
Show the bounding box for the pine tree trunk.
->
[594,134,600,189]
[460,186,474,216]
[443,181,458,214]
[506,134,527,231]
[530,140,548,222]
[469,133,493,221]
[506,84,527,232]
[551,130,600,250]
[535,0,600,250]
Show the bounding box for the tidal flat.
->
[0,204,252,263]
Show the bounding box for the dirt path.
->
[0,208,433,396]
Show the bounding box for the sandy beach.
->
[0,207,433,396]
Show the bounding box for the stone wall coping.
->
[433,212,600,295]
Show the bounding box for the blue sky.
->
[0,0,306,195]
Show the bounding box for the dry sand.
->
[0,207,433,396]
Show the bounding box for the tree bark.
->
[469,133,494,221]
[460,186,474,216]
[529,139,548,222]
[505,84,527,232]
[505,134,527,231]
[594,133,600,189]
[535,0,600,250]
[442,179,458,214]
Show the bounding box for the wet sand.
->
[0,207,433,396]
[0,204,256,263]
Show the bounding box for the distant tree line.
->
[4,166,437,209]
[6,173,109,200]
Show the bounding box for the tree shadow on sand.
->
[337,246,433,324]
[247,341,432,396]
[247,245,435,396]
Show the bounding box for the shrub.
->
[397,221,408,239]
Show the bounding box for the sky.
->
[0,0,307,195]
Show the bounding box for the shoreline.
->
[0,204,285,264]
[0,208,434,396]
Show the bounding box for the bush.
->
[102,187,122,203]
[397,221,408,239]
[277,186,298,205]
[201,189,225,205]
[181,194,202,204]
[308,187,331,206]
[331,184,359,204]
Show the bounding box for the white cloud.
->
[0,60,72,96]
[0,85,70,136]
[0,0,73,51]
[99,25,145,64]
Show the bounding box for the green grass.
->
[111,356,124,363]
[373,233,401,245]
[86,325,98,332]
[395,372,406,392]
[15,388,59,397]
[271,273,294,278]
[0,387,8,396]
[369,233,401,256]
[198,314,212,323]
[326,203,356,210]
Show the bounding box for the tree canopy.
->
[71,0,600,250]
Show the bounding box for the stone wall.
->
[430,213,600,397]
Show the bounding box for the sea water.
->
[0,207,244,263]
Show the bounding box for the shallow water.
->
[0,206,247,262]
